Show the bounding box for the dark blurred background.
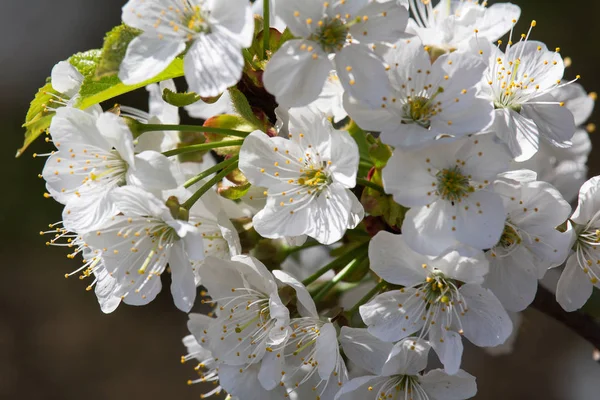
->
[1,0,600,399]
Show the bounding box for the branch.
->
[532,285,600,358]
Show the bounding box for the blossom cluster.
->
[29,0,599,399]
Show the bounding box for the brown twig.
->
[532,285,600,360]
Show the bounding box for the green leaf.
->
[69,49,102,78]
[228,86,264,130]
[17,81,62,157]
[162,88,201,107]
[76,57,185,110]
[367,136,392,168]
[95,24,142,79]
[346,120,371,163]
[219,182,252,200]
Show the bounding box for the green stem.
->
[162,140,244,158]
[357,178,386,194]
[184,155,239,189]
[346,281,387,317]
[182,162,239,210]
[138,124,249,138]
[313,253,368,303]
[263,0,270,58]
[302,242,369,287]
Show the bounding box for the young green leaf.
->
[17,81,62,157]
[95,24,142,78]
[219,182,252,200]
[162,88,202,107]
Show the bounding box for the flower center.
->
[378,375,421,399]
[436,166,473,202]
[311,18,348,52]
[499,223,522,248]
[181,4,209,34]
[298,165,332,191]
[402,88,444,128]
[422,271,457,305]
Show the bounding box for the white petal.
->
[571,176,600,225]
[485,248,539,312]
[208,0,254,47]
[263,39,332,107]
[62,192,117,233]
[382,337,430,377]
[429,325,464,376]
[316,322,339,380]
[127,151,179,193]
[119,34,185,85]
[433,245,489,285]
[304,185,354,245]
[493,108,540,162]
[329,129,360,188]
[276,0,327,37]
[96,112,136,166]
[454,191,507,251]
[272,270,318,318]
[185,32,244,98]
[335,375,384,400]
[521,95,576,147]
[476,3,521,43]
[335,44,391,109]
[402,201,460,256]
[51,61,83,97]
[360,289,426,342]
[339,327,395,376]
[219,364,288,400]
[368,231,429,286]
[348,0,408,43]
[169,242,196,312]
[420,369,478,400]
[146,79,180,124]
[556,254,594,312]
[258,350,284,390]
[459,284,513,347]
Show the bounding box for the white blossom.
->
[515,83,594,202]
[239,107,364,245]
[81,186,210,312]
[475,33,576,161]
[338,332,477,400]
[383,133,511,255]
[484,178,572,312]
[407,0,521,52]
[263,0,409,107]
[345,37,493,149]
[360,231,512,374]
[41,108,179,232]
[120,0,254,97]
[557,176,600,311]
[193,256,291,386]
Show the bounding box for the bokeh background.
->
[1,0,600,399]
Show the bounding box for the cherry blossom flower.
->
[485,178,572,312]
[345,37,493,148]
[383,133,511,255]
[120,0,254,97]
[407,0,521,52]
[360,231,512,374]
[557,176,600,311]
[338,332,477,400]
[263,0,409,107]
[239,107,364,245]
[41,108,179,232]
[475,31,576,161]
